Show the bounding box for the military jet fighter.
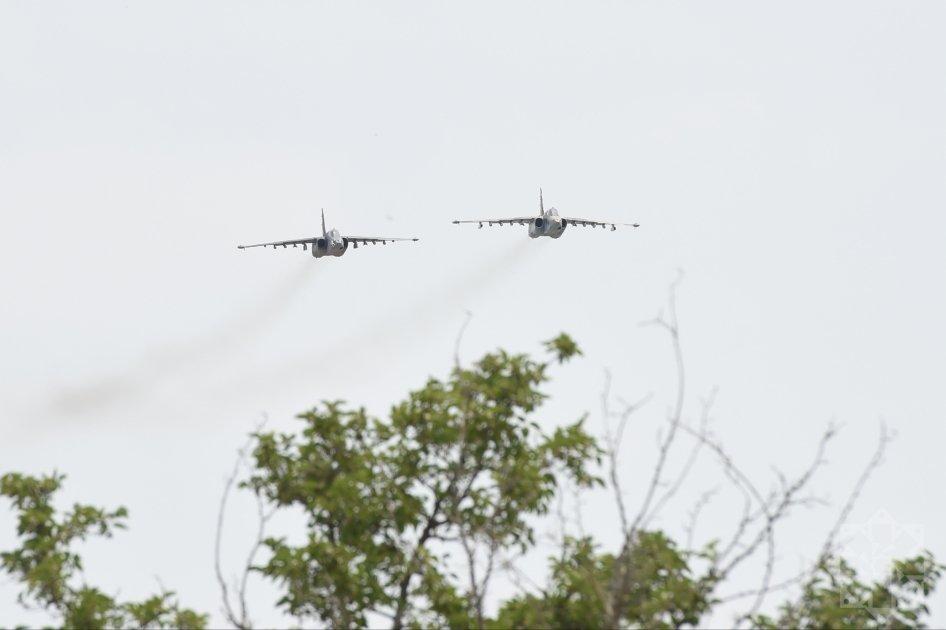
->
[238,210,418,258]
[452,189,639,239]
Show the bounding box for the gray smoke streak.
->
[38,263,319,420]
[241,239,545,393]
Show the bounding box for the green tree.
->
[233,326,943,629]
[5,332,943,629]
[754,553,944,630]
[490,539,943,630]
[242,335,601,629]
[0,472,207,630]
[491,531,715,630]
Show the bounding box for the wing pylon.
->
[561,217,640,231]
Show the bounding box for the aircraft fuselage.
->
[527,208,567,239]
[312,228,349,258]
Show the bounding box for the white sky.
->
[1,3,944,628]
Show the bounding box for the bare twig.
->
[707,422,837,582]
[717,567,812,604]
[599,275,893,629]
[600,370,624,533]
[605,274,690,628]
[600,369,653,538]
[684,487,719,551]
[715,467,756,569]
[572,480,587,541]
[477,540,499,628]
[555,484,569,547]
[737,527,776,628]
[641,389,715,531]
[814,421,891,570]
[628,276,686,537]
[705,422,842,629]
[391,315,480,628]
[499,550,544,594]
[776,421,892,628]
[453,311,473,369]
[215,416,269,630]
[459,526,480,625]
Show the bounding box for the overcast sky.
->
[1,3,945,628]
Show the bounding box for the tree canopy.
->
[0,472,206,630]
[2,333,942,629]
[244,337,600,628]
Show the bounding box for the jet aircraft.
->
[452,190,639,239]
[238,210,418,258]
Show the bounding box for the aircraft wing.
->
[562,217,640,231]
[452,217,538,227]
[238,237,316,249]
[342,236,419,246]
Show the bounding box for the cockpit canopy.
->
[546,207,560,216]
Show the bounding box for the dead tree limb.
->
[215,418,271,630]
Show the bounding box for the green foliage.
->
[0,472,207,630]
[543,333,583,364]
[3,334,942,630]
[755,553,944,630]
[245,338,602,629]
[491,532,715,630]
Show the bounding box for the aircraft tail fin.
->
[321,208,327,237]
[539,188,544,216]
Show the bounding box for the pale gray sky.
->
[1,3,945,627]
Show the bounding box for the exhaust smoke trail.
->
[240,239,546,394]
[35,263,320,421]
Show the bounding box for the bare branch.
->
[555,484,569,547]
[777,421,892,628]
[215,442,248,629]
[641,389,715,531]
[815,420,891,569]
[715,465,756,569]
[716,567,812,604]
[735,527,776,628]
[600,368,653,538]
[453,311,473,370]
[718,423,837,580]
[598,275,893,630]
[684,487,719,551]
[392,316,480,629]
[499,550,545,596]
[600,369,626,535]
[612,393,654,463]
[628,275,686,537]
[605,274,688,628]
[476,540,500,629]
[572,480,587,541]
[215,416,269,630]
